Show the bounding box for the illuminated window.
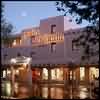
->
[96,68,99,78]
[6,82,11,96]
[51,69,56,80]
[89,67,99,80]
[3,70,6,78]
[51,68,63,80]
[51,43,56,52]
[42,68,48,80]
[15,69,19,75]
[70,71,72,80]
[51,25,56,33]
[7,69,11,75]
[80,67,85,81]
[12,40,16,46]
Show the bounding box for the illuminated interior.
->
[11,31,64,47]
[70,71,72,80]
[89,67,99,80]
[80,67,85,81]
[12,40,17,46]
[6,82,11,96]
[3,70,6,78]
[51,68,63,80]
[42,68,48,80]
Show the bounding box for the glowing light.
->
[26,58,31,63]
[15,69,19,75]
[43,68,48,80]
[12,40,16,46]
[80,67,85,80]
[11,58,16,63]
[79,91,88,99]
[7,69,11,74]
[3,70,6,78]
[6,82,11,96]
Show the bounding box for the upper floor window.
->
[51,25,56,33]
[3,54,8,60]
[51,42,56,52]
[30,51,35,57]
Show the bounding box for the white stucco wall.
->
[64,16,80,31]
[1,16,98,65]
[40,16,64,34]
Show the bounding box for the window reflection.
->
[42,87,48,98]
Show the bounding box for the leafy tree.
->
[56,1,99,63]
[1,3,14,47]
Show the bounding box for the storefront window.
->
[3,70,6,78]
[42,68,48,80]
[51,68,63,80]
[51,69,56,80]
[89,67,99,80]
[80,67,85,81]
[96,68,99,78]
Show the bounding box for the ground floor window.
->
[80,67,85,81]
[51,68,63,80]
[42,68,48,80]
[2,70,6,78]
[89,67,99,80]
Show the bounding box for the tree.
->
[56,1,99,63]
[1,3,14,47]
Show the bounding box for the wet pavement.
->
[1,80,96,99]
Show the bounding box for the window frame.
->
[51,24,56,33]
[50,42,56,52]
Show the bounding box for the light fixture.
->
[11,58,16,63]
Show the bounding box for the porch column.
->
[48,68,51,82]
[40,68,43,80]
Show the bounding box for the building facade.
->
[1,16,99,86]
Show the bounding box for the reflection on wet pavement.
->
[1,81,96,99]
